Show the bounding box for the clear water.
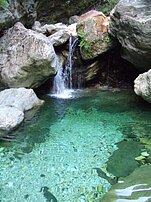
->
[0,89,151,202]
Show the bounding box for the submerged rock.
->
[0,88,44,132]
[134,69,151,103]
[77,10,113,60]
[0,22,57,88]
[109,0,151,70]
[107,140,143,178]
[102,165,151,202]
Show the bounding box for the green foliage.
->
[78,31,93,57]
[97,0,119,16]
[103,35,113,44]
[0,0,8,8]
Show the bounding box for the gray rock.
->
[0,0,36,32]
[0,88,44,112]
[0,105,24,131]
[0,22,57,88]
[69,15,79,24]
[48,29,70,46]
[0,88,44,132]
[32,21,67,35]
[134,69,151,103]
[109,0,151,70]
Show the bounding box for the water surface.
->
[0,89,150,202]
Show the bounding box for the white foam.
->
[50,89,75,99]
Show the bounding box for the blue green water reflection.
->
[0,89,151,202]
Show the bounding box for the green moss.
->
[0,0,8,8]
[78,31,94,58]
[103,35,113,44]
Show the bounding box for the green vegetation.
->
[78,31,93,57]
[0,0,8,8]
[103,35,113,44]
[98,0,119,16]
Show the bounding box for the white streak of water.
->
[51,35,78,99]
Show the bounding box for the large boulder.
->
[0,22,57,88]
[0,0,36,33]
[0,106,24,131]
[77,10,113,60]
[0,88,44,111]
[0,88,44,132]
[109,0,151,71]
[134,69,151,103]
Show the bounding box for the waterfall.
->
[51,35,78,98]
[64,36,78,89]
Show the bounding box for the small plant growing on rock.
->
[78,31,93,58]
[0,0,8,8]
[103,35,113,44]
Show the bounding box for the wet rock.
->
[0,88,44,112]
[0,105,24,131]
[0,0,36,33]
[77,10,113,60]
[85,61,100,81]
[134,69,151,103]
[102,165,151,202]
[0,22,57,88]
[109,0,151,70]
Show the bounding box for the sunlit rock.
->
[109,0,151,70]
[0,105,24,131]
[134,69,151,103]
[0,22,57,88]
[77,10,113,60]
[0,88,44,112]
[0,88,44,132]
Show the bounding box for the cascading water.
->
[51,35,78,98]
[63,36,78,89]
